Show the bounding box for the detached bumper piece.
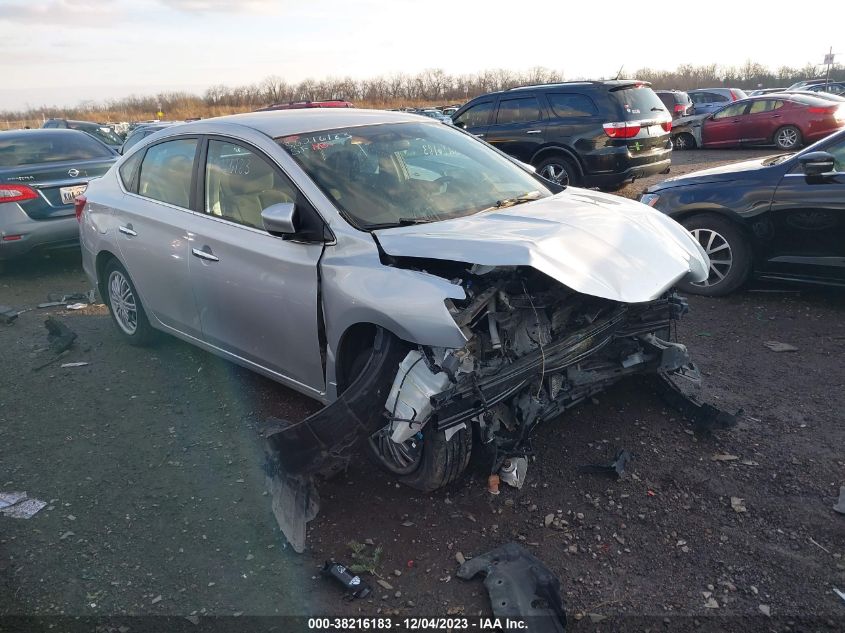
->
[457,542,566,633]
[264,328,402,476]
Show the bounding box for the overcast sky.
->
[1,0,842,111]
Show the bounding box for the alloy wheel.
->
[776,127,798,149]
[690,228,733,287]
[369,427,424,475]
[539,162,570,186]
[108,270,138,335]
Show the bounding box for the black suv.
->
[451,81,672,189]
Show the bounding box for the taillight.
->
[74,195,87,222]
[835,106,845,123]
[661,120,673,132]
[603,121,642,138]
[729,90,740,101]
[0,183,38,204]
[674,104,686,113]
[808,105,837,114]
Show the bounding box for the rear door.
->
[485,94,546,162]
[187,137,326,394]
[114,137,203,337]
[701,102,750,147]
[541,91,602,155]
[452,99,495,140]
[743,99,786,143]
[765,135,845,281]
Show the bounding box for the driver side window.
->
[713,103,747,120]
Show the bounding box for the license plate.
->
[60,185,87,205]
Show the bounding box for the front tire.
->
[774,125,802,150]
[367,424,472,492]
[678,214,752,296]
[673,132,696,150]
[103,259,156,345]
[536,155,580,187]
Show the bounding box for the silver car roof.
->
[167,108,430,138]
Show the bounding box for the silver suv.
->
[80,110,709,491]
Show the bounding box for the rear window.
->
[611,86,667,120]
[0,131,114,168]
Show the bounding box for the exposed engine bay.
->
[368,263,694,487]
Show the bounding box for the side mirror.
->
[261,202,298,236]
[453,120,466,129]
[799,151,835,180]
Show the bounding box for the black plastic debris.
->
[321,561,372,599]
[580,449,631,478]
[45,316,77,355]
[654,365,739,432]
[262,449,319,554]
[834,487,845,516]
[457,542,566,633]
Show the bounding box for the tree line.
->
[3,61,843,126]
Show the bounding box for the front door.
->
[452,99,494,140]
[485,94,546,162]
[743,99,786,143]
[188,138,326,395]
[765,136,845,282]
[115,137,202,337]
[702,102,750,147]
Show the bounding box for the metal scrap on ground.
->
[834,486,845,515]
[0,492,47,519]
[457,542,566,633]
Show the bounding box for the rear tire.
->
[103,259,156,345]
[774,125,802,150]
[677,214,752,297]
[535,155,580,187]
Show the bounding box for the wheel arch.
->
[95,249,121,300]
[669,207,757,257]
[529,145,584,176]
[333,321,412,394]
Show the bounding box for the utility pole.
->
[824,46,835,86]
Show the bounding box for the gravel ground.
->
[1,149,843,631]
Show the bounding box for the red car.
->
[701,93,845,150]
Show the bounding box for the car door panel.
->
[114,138,202,336]
[702,103,748,147]
[188,138,326,395]
[485,95,546,162]
[765,147,845,281]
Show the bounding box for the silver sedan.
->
[80,109,709,493]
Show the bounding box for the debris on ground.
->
[580,449,631,479]
[45,316,77,355]
[0,305,20,324]
[487,474,500,495]
[654,368,739,432]
[0,492,47,519]
[457,542,566,633]
[711,453,740,461]
[833,486,845,515]
[758,604,771,617]
[262,449,318,554]
[60,362,89,368]
[834,587,845,604]
[763,341,798,353]
[321,561,372,600]
[730,497,747,513]
[499,456,528,489]
[65,302,88,310]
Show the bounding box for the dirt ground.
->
[1,149,843,631]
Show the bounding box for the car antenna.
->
[614,65,624,80]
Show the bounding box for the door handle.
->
[118,224,137,236]
[526,130,542,134]
[475,133,485,138]
[772,114,782,118]
[192,247,219,262]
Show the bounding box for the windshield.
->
[277,122,552,229]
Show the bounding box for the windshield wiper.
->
[365,217,438,230]
[484,190,542,211]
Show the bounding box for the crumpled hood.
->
[374,188,709,304]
